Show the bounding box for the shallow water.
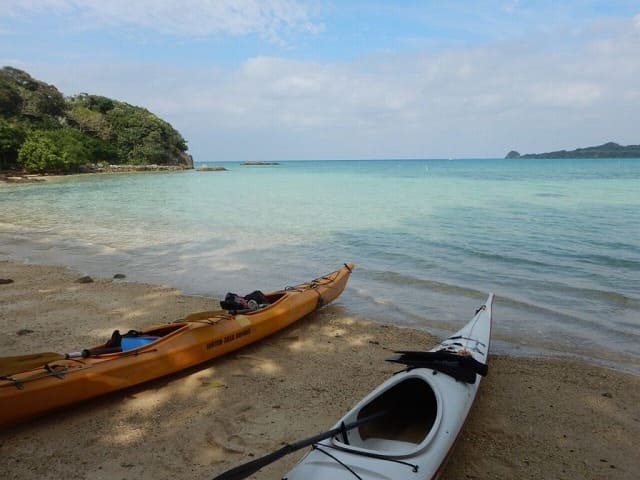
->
[1,158,639,373]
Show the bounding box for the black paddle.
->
[211,411,386,480]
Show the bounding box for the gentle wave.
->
[355,267,639,341]
[365,269,486,299]
[563,252,640,270]
[2,158,639,374]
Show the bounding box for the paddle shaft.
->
[212,411,386,480]
[65,347,123,358]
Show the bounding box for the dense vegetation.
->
[506,142,640,159]
[0,66,191,173]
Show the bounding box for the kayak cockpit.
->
[87,323,188,355]
[333,376,440,456]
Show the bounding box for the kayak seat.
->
[359,438,417,453]
[104,329,162,351]
[121,335,159,350]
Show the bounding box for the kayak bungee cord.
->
[313,441,420,473]
[438,301,488,356]
[309,445,363,480]
[446,336,487,347]
[285,264,351,292]
[1,347,165,390]
[465,302,487,348]
[283,266,353,308]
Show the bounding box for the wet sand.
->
[1,259,639,479]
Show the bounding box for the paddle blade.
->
[0,352,65,377]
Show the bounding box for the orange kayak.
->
[0,263,354,428]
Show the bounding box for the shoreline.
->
[1,259,639,479]
[0,165,192,184]
[1,242,637,377]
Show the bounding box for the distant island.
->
[0,66,192,175]
[506,142,640,159]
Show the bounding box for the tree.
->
[66,103,112,139]
[0,67,65,119]
[0,80,22,117]
[18,128,91,173]
[106,102,188,162]
[17,130,58,172]
[0,119,26,169]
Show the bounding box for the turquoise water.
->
[1,158,639,373]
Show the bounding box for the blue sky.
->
[2,1,640,161]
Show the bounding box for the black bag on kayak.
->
[221,292,249,311]
[244,290,269,305]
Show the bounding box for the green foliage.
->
[69,93,115,114]
[0,66,65,119]
[66,103,112,140]
[106,102,188,164]
[127,130,167,164]
[0,119,26,169]
[83,135,119,164]
[0,80,23,117]
[18,128,91,173]
[0,66,190,173]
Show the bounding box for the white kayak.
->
[283,293,494,480]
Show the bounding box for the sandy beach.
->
[1,259,639,480]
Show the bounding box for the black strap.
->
[311,445,363,480]
[314,442,419,473]
[386,350,488,384]
[340,421,349,444]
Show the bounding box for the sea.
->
[1,158,639,374]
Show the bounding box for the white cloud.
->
[5,7,640,159]
[3,0,74,16]
[2,0,322,43]
[529,82,603,107]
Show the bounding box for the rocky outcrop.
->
[0,173,46,183]
[84,164,192,173]
[241,161,279,165]
[197,165,228,171]
[171,151,194,168]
